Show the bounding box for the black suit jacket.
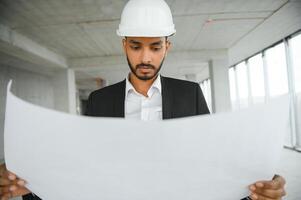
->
[85,76,210,118]
[23,76,210,200]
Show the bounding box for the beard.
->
[126,56,165,81]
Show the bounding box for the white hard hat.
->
[117,0,176,37]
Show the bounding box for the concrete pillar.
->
[209,59,231,113]
[52,69,77,114]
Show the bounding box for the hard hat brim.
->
[116,28,176,37]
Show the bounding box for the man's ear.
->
[122,38,127,54]
[165,40,171,56]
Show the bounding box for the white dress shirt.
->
[125,75,162,121]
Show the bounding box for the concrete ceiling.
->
[0,51,58,76]
[0,0,288,56]
[0,0,290,88]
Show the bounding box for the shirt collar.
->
[125,74,162,98]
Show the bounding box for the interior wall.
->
[0,65,55,160]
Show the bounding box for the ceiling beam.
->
[0,24,68,69]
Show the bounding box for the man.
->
[0,0,286,200]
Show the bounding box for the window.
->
[248,54,265,104]
[289,33,301,149]
[265,43,289,97]
[229,56,265,108]
[290,33,301,93]
[228,31,301,150]
[236,62,249,108]
[228,67,238,109]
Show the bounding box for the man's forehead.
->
[126,37,165,45]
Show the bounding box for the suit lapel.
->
[114,79,126,118]
[161,76,173,119]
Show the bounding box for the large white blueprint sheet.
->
[4,81,289,200]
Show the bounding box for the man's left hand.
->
[248,175,286,200]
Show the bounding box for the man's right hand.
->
[0,163,30,200]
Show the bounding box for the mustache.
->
[136,63,155,69]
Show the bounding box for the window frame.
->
[228,30,301,152]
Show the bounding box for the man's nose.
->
[141,49,152,64]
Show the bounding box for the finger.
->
[0,177,19,187]
[250,175,286,190]
[0,178,10,186]
[0,185,17,195]
[0,172,26,188]
[249,182,286,198]
[251,187,286,199]
[0,185,30,198]
[272,175,286,186]
[3,171,26,186]
[0,191,13,200]
[1,171,16,181]
[257,194,280,200]
[0,195,9,200]
[6,171,17,181]
[249,193,279,200]
[17,179,26,187]
[0,179,27,196]
[11,186,31,196]
[0,164,6,176]
[253,179,282,190]
[0,186,10,195]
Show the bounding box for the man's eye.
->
[152,47,162,51]
[130,46,140,50]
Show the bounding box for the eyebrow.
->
[129,40,141,45]
[150,41,163,45]
[129,40,163,46]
